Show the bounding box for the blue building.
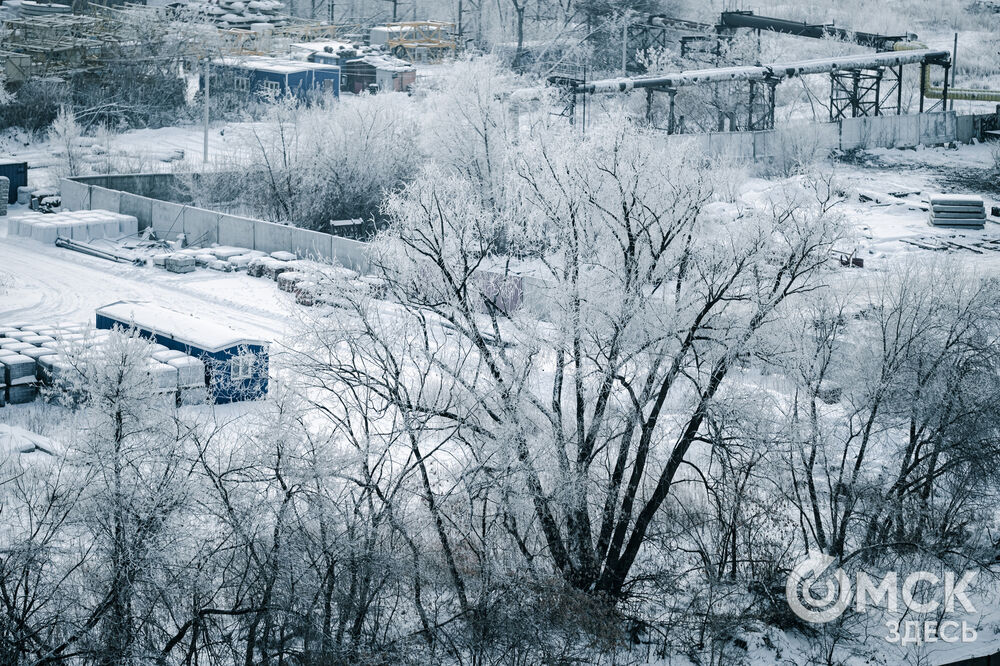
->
[95,301,269,404]
[210,56,340,99]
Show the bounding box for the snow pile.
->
[0,424,60,457]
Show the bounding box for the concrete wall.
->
[254,220,293,255]
[219,214,255,248]
[60,178,91,211]
[151,199,186,239]
[119,192,153,230]
[90,186,122,214]
[669,111,973,162]
[290,227,334,261]
[59,178,371,269]
[183,207,221,245]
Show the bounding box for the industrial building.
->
[341,54,416,93]
[95,301,269,404]
[290,42,417,93]
[210,55,340,99]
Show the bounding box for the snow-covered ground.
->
[0,208,291,340]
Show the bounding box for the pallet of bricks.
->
[0,322,209,407]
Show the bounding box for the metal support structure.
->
[941,63,950,109]
[667,88,677,133]
[919,63,926,113]
[766,78,777,130]
[747,77,776,130]
[829,68,883,120]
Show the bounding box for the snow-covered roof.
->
[346,54,415,73]
[289,40,355,54]
[212,55,339,75]
[96,301,268,354]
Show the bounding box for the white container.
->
[146,361,179,392]
[152,350,186,363]
[31,222,58,244]
[169,355,206,387]
[119,215,139,236]
[70,221,89,240]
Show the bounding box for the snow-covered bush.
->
[194,93,421,232]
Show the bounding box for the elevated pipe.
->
[895,42,1000,102]
[576,49,949,95]
[719,11,915,51]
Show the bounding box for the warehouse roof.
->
[212,55,340,75]
[96,301,267,353]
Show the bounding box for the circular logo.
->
[786,553,852,623]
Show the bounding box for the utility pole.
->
[950,33,957,111]
[621,11,629,76]
[203,59,210,163]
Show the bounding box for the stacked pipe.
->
[927,195,986,228]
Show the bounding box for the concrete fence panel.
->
[59,178,91,211]
[218,214,255,248]
[290,227,335,261]
[331,237,370,273]
[151,199,186,240]
[752,130,777,158]
[956,114,975,142]
[254,220,293,255]
[919,112,956,145]
[840,117,867,150]
[182,207,220,245]
[119,192,153,231]
[89,186,122,214]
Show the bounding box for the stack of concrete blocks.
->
[0,176,8,216]
[151,246,268,274]
[928,195,986,228]
[277,271,308,292]
[164,254,196,274]
[12,209,139,243]
[0,350,38,405]
[0,321,210,408]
